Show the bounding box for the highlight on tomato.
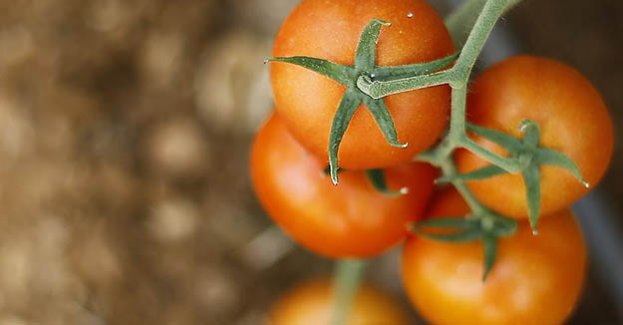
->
[401,188,587,325]
[250,113,437,258]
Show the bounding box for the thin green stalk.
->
[445,0,488,48]
[453,0,515,77]
[332,1,526,322]
[448,86,468,142]
[446,0,522,49]
[331,259,367,325]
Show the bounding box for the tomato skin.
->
[401,189,587,325]
[456,55,614,218]
[271,0,454,170]
[269,278,410,325]
[251,114,437,258]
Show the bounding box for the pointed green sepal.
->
[328,90,362,185]
[482,235,498,281]
[366,169,408,196]
[363,97,408,148]
[467,123,522,151]
[355,19,391,71]
[437,164,506,184]
[522,164,541,234]
[268,56,355,85]
[374,53,459,79]
[536,148,590,189]
[413,217,482,242]
[417,228,482,242]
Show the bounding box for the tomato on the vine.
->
[271,0,454,170]
[251,114,437,258]
[401,189,587,324]
[269,278,410,325]
[456,55,614,218]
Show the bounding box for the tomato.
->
[269,278,410,325]
[456,55,614,218]
[271,0,454,170]
[251,114,437,258]
[401,189,587,325]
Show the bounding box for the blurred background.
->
[0,0,620,324]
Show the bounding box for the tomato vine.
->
[262,0,607,324]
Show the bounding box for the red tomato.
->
[456,55,614,218]
[269,278,411,325]
[271,0,454,170]
[402,189,587,324]
[251,114,437,258]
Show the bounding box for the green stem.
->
[445,0,488,48]
[448,86,468,142]
[331,0,525,317]
[331,259,367,325]
[453,0,515,77]
[439,159,485,213]
[419,0,524,227]
[359,0,521,98]
[460,138,523,172]
[357,70,456,100]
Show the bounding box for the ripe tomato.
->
[456,55,614,218]
[401,189,587,325]
[251,114,437,258]
[271,0,454,170]
[269,278,410,325]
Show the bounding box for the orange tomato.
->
[269,278,410,325]
[271,0,454,170]
[456,55,614,218]
[401,189,587,324]
[251,114,437,258]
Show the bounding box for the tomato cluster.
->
[251,0,614,323]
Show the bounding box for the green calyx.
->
[268,19,457,185]
[412,208,517,281]
[445,120,589,233]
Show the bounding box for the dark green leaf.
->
[373,53,459,79]
[536,148,589,188]
[268,56,354,85]
[363,97,408,148]
[355,19,390,71]
[365,169,408,196]
[482,235,498,281]
[467,123,522,152]
[437,164,506,184]
[522,164,541,233]
[328,90,362,185]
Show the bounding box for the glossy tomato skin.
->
[401,189,587,325]
[269,278,410,325]
[456,55,614,218]
[251,114,437,258]
[271,0,454,170]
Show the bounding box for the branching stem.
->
[332,0,524,323]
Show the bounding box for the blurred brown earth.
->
[0,0,620,324]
